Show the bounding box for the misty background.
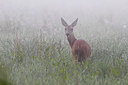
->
[0,0,128,41]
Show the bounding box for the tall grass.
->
[0,15,128,85]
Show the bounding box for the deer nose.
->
[66,33,69,36]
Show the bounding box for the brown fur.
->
[67,33,91,63]
[72,39,91,62]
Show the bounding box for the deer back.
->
[72,40,91,62]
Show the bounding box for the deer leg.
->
[72,55,78,64]
[72,55,79,85]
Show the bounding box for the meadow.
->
[0,10,128,85]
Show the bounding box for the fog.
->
[1,0,128,17]
[0,0,128,40]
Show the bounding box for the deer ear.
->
[71,18,78,27]
[61,18,68,27]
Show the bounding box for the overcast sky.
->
[1,0,128,12]
[0,0,128,22]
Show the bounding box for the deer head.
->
[61,18,78,37]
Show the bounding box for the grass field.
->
[0,2,128,84]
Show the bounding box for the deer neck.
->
[67,33,76,48]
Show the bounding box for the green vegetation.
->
[0,15,128,85]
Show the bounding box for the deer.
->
[61,18,91,64]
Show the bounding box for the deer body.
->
[61,18,91,63]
